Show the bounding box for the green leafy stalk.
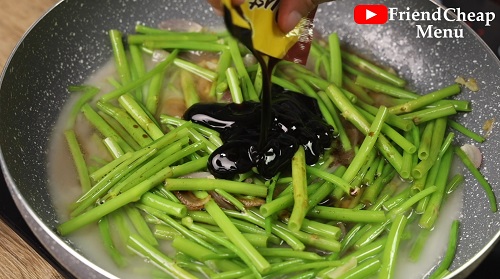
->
[388,84,461,115]
[174,57,218,82]
[418,121,435,160]
[99,112,141,151]
[143,41,228,52]
[66,86,100,129]
[342,75,374,104]
[379,214,408,279]
[128,44,147,101]
[360,166,396,205]
[124,205,158,246]
[307,206,386,223]
[165,178,267,197]
[342,106,388,183]
[127,33,219,44]
[328,33,342,87]
[288,146,308,232]
[337,257,381,279]
[413,117,447,179]
[140,192,188,218]
[57,157,208,235]
[102,137,123,159]
[127,234,197,279]
[400,104,457,125]
[259,183,322,218]
[429,220,460,279]
[96,101,153,147]
[295,79,337,132]
[100,49,179,102]
[200,193,271,274]
[341,51,406,87]
[356,100,413,131]
[306,166,352,194]
[326,84,403,173]
[178,70,200,110]
[448,119,486,143]
[400,131,414,179]
[171,237,242,272]
[81,104,134,152]
[358,107,416,154]
[109,29,132,85]
[226,67,244,104]
[388,186,437,219]
[419,146,454,229]
[140,204,218,252]
[118,94,164,140]
[455,147,497,212]
[445,174,465,195]
[90,152,133,182]
[145,68,165,115]
[98,215,127,267]
[111,140,202,195]
[64,130,92,192]
[181,217,264,279]
[227,37,258,101]
[71,148,158,217]
[355,74,414,99]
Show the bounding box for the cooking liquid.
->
[47,57,464,279]
[47,17,464,278]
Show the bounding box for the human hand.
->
[207,0,331,33]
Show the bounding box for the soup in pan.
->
[48,20,494,279]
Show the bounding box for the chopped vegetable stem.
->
[98,215,127,267]
[64,130,92,192]
[127,234,197,279]
[81,104,134,152]
[355,74,415,99]
[455,147,497,212]
[428,220,460,279]
[379,214,408,279]
[328,33,342,87]
[341,51,406,87]
[389,84,461,115]
[342,106,388,183]
[419,146,455,229]
[57,156,208,235]
[289,146,308,231]
[165,178,267,197]
[326,84,403,173]
[100,49,179,102]
[307,206,386,223]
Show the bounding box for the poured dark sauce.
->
[184,88,334,179]
[182,5,335,179]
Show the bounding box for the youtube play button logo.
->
[354,4,389,24]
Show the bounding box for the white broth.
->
[48,44,466,279]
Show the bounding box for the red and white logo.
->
[354,4,389,24]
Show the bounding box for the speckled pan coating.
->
[0,0,499,278]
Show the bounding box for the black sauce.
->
[183,5,334,179]
[221,5,275,149]
[184,87,335,179]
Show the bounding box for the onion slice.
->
[174,191,210,211]
[158,19,203,33]
[460,144,482,169]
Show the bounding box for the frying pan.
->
[0,0,499,278]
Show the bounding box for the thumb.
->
[277,0,328,33]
